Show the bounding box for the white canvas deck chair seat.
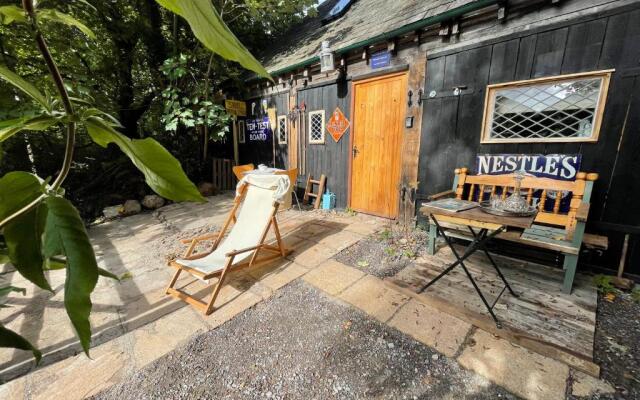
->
[166,174,292,315]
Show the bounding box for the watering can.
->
[322,191,336,210]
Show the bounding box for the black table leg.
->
[468,227,519,298]
[425,214,507,329]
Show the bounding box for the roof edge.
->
[249,0,500,82]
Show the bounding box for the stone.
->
[103,205,121,219]
[388,298,471,357]
[198,182,217,196]
[302,260,364,295]
[571,370,615,397]
[25,337,131,400]
[141,194,165,209]
[458,329,569,400]
[339,275,410,322]
[121,200,141,216]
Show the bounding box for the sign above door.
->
[326,107,350,142]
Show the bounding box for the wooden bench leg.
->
[427,223,437,255]
[562,254,578,294]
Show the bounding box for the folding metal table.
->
[420,204,537,328]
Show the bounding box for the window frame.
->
[277,115,288,144]
[237,120,245,144]
[308,110,325,144]
[480,69,614,144]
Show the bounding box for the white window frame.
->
[480,69,613,144]
[277,115,287,144]
[308,110,325,144]
[237,120,245,144]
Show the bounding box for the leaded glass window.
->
[309,110,325,144]
[277,115,287,144]
[481,71,612,143]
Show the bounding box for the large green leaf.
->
[43,197,98,355]
[0,172,43,224]
[84,117,205,203]
[0,115,60,143]
[155,0,271,80]
[0,325,41,364]
[0,5,26,24]
[0,65,50,111]
[4,203,51,291]
[38,9,96,39]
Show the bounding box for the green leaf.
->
[0,172,43,223]
[0,65,50,111]
[38,9,96,39]
[4,203,51,291]
[155,0,271,80]
[0,285,26,298]
[84,117,205,203]
[0,115,60,142]
[0,325,41,364]
[44,258,119,281]
[98,267,120,281]
[0,5,26,24]
[43,197,98,355]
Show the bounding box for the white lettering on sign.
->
[476,154,581,181]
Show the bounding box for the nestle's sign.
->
[476,154,582,181]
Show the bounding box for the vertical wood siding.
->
[297,81,352,208]
[418,6,640,274]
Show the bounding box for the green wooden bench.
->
[426,168,608,294]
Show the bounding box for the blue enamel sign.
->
[476,154,582,181]
[245,116,272,142]
[370,51,391,69]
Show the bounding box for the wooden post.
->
[232,117,239,166]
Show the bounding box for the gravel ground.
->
[590,291,640,399]
[334,227,428,278]
[92,282,518,400]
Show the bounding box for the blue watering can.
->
[322,191,336,210]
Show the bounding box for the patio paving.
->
[0,194,616,399]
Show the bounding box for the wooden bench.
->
[426,168,608,294]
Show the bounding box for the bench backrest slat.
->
[452,168,598,234]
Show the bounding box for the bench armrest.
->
[428,189,455,201]
[576,203,590,222]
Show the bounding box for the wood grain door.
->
[350,72,407,218]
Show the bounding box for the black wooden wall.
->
[418,5,640,275]
[297,80,351,208]
[239,93,288,168]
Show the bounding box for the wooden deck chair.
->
[166,175,292,315]
[275,168,300,211]
[232,163,255,181]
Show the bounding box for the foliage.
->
[632,287,640,303]
[159,53,231,138]
[593,274,617,295]
[0,0,271,364]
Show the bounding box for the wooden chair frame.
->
[166,183,292,315]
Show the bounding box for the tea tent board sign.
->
[326,107,350,142]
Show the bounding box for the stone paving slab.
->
[388,298,472,357]
[458,329,570,400]
[302,259,365,295]
[339,274,410,322]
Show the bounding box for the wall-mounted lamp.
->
[319,41,335,73]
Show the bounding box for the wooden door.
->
[350,72,407,218]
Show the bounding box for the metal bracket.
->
[420,86,474,100]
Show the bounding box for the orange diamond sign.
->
[326,107,350,142]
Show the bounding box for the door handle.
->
[352,146,360,158]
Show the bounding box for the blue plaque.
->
[245,116,272,142]
[370,51,391,69]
